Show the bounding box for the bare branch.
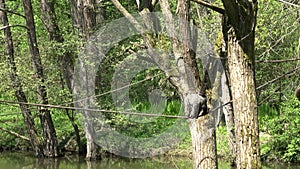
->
[0,7,26,18]
[191,0,225,14]
[278,0,300,8]
[256,67,299,90]
[0,24,28,31]
[0,126,30,142]
[110,0,144,33]
[256,58,300,63]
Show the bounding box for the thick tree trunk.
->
[160,0,218,168]
[227,29,260,168]
[177,1,217,168]
[22,0,58,157]
[188,112,217,168]
[1,0,44,157]
[222,1,261,168]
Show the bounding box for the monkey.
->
[185,94,208,119]
[136,0,153,11]
[296,85,300,101]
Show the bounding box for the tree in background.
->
[39,0,82,154]
[22,0,58,157]
[0,0,44,157]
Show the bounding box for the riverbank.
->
[0,125,298,167]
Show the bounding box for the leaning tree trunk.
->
[1,0,44,157]
[222,0,261,168]
[22,0,58,157]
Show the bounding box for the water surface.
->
[0,152,299,169]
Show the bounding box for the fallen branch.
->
[0,126,30,142]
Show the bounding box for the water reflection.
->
[0,152,299,169]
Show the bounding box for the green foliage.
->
[216,126,230,160]
[108,100,182,138]
[255,0,300,103]
[263,97,300,163]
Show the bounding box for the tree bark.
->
[1,0,44,157]
[40,0,82,154]
[222,0,261,168]
[111,0,217,167]
[22,0,59,157]
[160,0,218,168]
[76,0,104,160]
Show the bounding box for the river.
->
[0,152,299,169]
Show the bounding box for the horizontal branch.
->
[256,58,300,63]
[0,7,26,18]
[0,24,28,31]
[191,0,225,14]
[0,99,188,119]
[256,67,299,90]
[0,126,30,142]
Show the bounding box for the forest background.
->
[0,0,299,166]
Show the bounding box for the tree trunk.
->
[40,0,81,153]
[111,0,217,167]
[160,0,218,168]
[178,1,217,168]
[1,0,44,157]
[227,29,260,168]
[188,112,217,168]
[22,0,59,157]
[69,0,79,29]
[76,0,102,159]
[222,1,261,168]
